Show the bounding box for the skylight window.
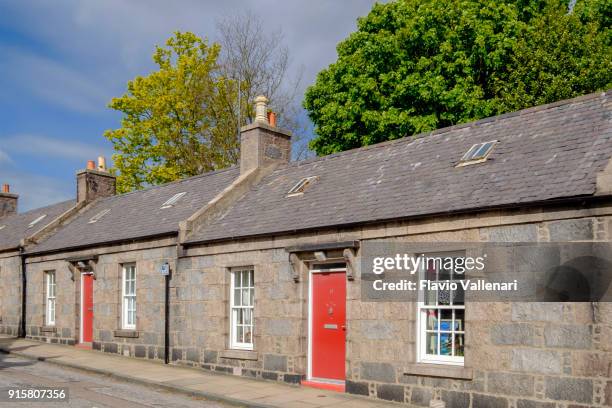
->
[161,192,187,209]
[88,209,110,224]
[287,176,318,197]
[0,225,5,231]
[28,214,47,228]
[458,141,497,166]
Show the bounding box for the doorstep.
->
[301,380,345,392]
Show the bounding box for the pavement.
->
[0,353,229,407]
[0,336,398,408]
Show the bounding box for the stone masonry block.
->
[376,384,404,403]
[548,219,593,241]
[544,325,592,349]
[360,362,396,383]
[410,387,432,407]
[472,394,508,408]
[263,354,287,372]
[491,324,535,346]
[512,349,562,375]
[486,224,538,242]
[512,303,563,322]
[441,390,470,408]
[545,377,592,403]
[360,320,394,340]
[487,372,534,396]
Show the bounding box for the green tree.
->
[304,0,611,155]
[105,32,245,193]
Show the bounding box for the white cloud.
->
[1,134,111,162]
[0,46,112,114]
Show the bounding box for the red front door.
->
[311,271,346,381]
[81,274,93,343]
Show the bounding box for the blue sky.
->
[0,0,377,211]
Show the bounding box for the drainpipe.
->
[18,246,26,338]
[164,263,170,365]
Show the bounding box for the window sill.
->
[404,363,473,380]
[41,326,56,333]
[113,330,139,338]
[219,349,258,360]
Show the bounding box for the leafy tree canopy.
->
[105,32,242,193]
[304,0,611,155]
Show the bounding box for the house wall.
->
[23,237,177,358]
[0,251,22,336]
[179,202,612,407]
[14,201,612,407]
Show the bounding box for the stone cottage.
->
[0,91,611,407]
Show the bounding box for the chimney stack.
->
[240,95,291,174]
[77,158,116,203]
[0,184,18,218]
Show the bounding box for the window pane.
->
[440,333,452,356]
[426,332,438,355]
[242,271,249,287]
[234,289,241,306]
[454,309,465,331]
[244,327,252,344]
[248,270,254,287]
[236,325,243,344]
[244,309,252,326]
[438,288,451,305]
[242,288,250,306]
[454,333,465,356]
[426,309,438,330]
[250,288,254,305]
[440,309,453,331]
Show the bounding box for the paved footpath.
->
[0,336,398,408]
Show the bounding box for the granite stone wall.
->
[0,253,22,336]
[8,204,612,407]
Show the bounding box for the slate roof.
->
[29,167,239,254]
[186,90,612,244]
[0,200,75,252]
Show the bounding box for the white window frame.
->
[416,252,465,366]
[229,267,255,350]
[45,271,56,326]
[121,263,136,330]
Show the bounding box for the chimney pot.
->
[267,111,277,127]
[254,95,269,124]
[97,156,107,172]
[2,184,9,193]
[239,95,292,175]
[87,160,96,170]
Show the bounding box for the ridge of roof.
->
[95,166,239,203]
[286,89,610,168]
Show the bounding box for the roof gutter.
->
[25,231,179,257]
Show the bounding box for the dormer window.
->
[28,214,47,228]
[88,209,110,224]
[457,141,497,167]
[287,176,318,197]
[161,192,186,209]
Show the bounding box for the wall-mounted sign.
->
[160,262,170,276]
